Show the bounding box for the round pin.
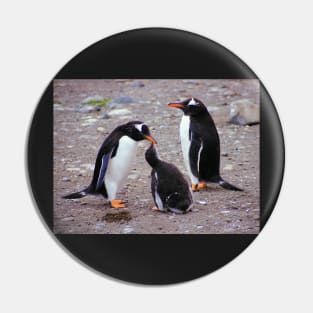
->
[27,28,284,284]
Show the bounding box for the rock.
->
[66,167,81,171]
[97,127,106,133]
[222,153,229,157]
[223,165,233,171]
[62,177,71,182]
[196,200,207,205]
[128,174,140,180]
[131,80,144,87]
[78,105,101,113]
[81,95,103,104]
[107,96,134,108]
[182,79,200,84]
[122,226,136,234]
[61,217,74,222]
[85,118,98,123]
[229,99,259,125]
[109,108,131,116]
[101,112,110,119]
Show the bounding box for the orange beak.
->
[144,135,157,145]
[168,102,184,109]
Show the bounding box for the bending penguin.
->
[168,97,242,192]
[145,143,193,214]
[63,121,157,208]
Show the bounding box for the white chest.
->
[104,136,138,199]
[179,115,199,184]
[180,115,191,161]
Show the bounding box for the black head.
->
[166,192,191,213]
[168,97,207,116]
[145,143,159,167]
[120,121,157,143]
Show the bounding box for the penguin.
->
[145,143,193,214]
[168,98,242,192]
[63,121,157,208]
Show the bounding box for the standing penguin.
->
[168,98,242,192]
[145,143,193,214]
[63,121,157,208]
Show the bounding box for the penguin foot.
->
[192,183,207,191]
[197,182,207,190]
[191,184,199,192]
[151,206,160,211]
[110,199,126,209]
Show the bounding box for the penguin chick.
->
[168,97,243,192]
[145,143,193,214]
[63,121,157,209]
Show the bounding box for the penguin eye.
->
[141,124,149,135]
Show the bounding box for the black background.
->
[27,28,284,284]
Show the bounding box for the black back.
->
[189,111,221,182]
[146,144,192,212]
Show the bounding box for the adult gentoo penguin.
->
[63,121,157,208]
[145,143,193,214]
[168,97,242,192]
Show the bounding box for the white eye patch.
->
[188,98,197,106]
[135,123,144,132]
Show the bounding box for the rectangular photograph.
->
[53,79,259,234]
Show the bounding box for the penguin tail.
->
[63,188,89,199]
[218,178,243,191]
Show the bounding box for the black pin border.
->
[27,28,285,284]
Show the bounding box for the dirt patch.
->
[53,79,259,234]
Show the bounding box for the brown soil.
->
[53,79,259,234]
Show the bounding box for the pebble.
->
[101,112,110,119]
[78,105,101,113]
[109,108,131,116]
[229,99,259,126]
[61,217,74,222]
[223,165,233,171]
[62,177,71,182]
[85,118,98,123]
[107,96,134,108]
[81,95,103,104]
[97,127,106,133]
[131,80,144,87]
[66,167,81,171]
[95,222,105,231]
[196,200,207,205]
[128,174,140,180]
[122,226,136,234]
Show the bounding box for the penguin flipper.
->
[189,135,202,178]
[95,152,111,191]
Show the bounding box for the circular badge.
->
[27,28,284,284]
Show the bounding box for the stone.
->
[223,165,233,171]
[97,127,106,133]
[81,95,103,104]
[78,105,101,113]
[101,112,110,119]
[128,174,140,180]
[131,80,144,87]
[61,217,74,222]
[107,96,134,108]
[122,226,136,234]
[62,177,71,182]
[196,200,207,205]
[229,99,259,125]
[109,108,131,116]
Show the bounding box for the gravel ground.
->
[53,79,259,234]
